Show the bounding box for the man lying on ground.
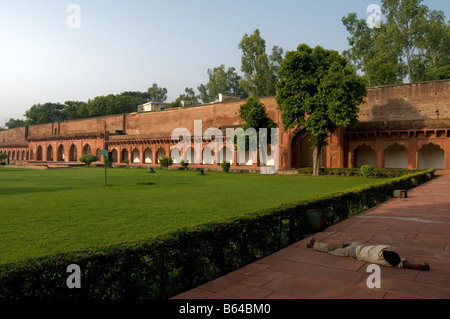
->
[306,237,430,271]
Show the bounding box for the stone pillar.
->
[408,137,418,169]
[140,145,145,164]
[444,137,450,170]
[152,145,158,164]
[375,139,384,168]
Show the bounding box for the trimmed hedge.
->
[297,167,429,178]
[0,169,435,299]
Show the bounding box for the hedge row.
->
[0,169,435,299]
[297,167,428,178]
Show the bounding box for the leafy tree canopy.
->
[239,29,284,97]
[342,0,450,85]
[198,65,247,103]
[276,44,367,175]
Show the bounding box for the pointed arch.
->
[83,144,91,155]
[354,144,375,168]
[47,145,54,161]
[384,143,408,168]
[144,148,153,163]
[132,148,140,163]
[57,145,65,161]
[156,147,166,163]
[121,148,129,163]
[36,146,43,161]
[418,143,444,169]
[69,144,78,161]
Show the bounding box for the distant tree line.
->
[2,84,169,129]
[3,27,283,129]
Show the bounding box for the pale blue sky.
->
[1,0,449,126]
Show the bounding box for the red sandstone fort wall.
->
[0,127,27,146]
[123,97,280,136]
[1,80,449,170]
[359,80,449,122]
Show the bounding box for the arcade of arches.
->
[1,80,450,171]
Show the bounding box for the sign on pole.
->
[100,150,109,185]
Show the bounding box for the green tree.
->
[342,13,405,86]
[382,0,429,83]
[342,0,449,84]
[120,90,150,101]
[86,94,146,117]
[24,102,65,125]
[269,46,284,94]
[198,65,246,103]
[239,29,283,97]
[412,9,450,81]
[170,87,199,108]
[146,83,168,102]
[276,44,367,176]
[63,101,87,120]
[5,118,27,129]
[239,96,277,147]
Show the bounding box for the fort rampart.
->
[1,80,449,170]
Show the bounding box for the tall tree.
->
[146,83,168,102]
[342,0,449,85]
[276,44,367,176]
[269,46,284,94]
[239,96,277,147]
[198,65,247,103]
[342,13,405,86]
[412,9,450,81]
[170,87,199,108]
[239,29,283,97]
[382,0,428,82]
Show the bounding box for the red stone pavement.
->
[173,172,450,299]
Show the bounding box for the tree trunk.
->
[312,142,322,177]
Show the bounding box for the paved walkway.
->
[173,172,450,299]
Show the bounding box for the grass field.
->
[0,166,390,264]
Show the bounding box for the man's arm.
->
[403,261,430,271]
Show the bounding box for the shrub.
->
[298,167,428,178]
[220,160,230,173]
[159,156,173,169]
[79,154,99,167]
[180,159,189,170]
[360,165,374,178]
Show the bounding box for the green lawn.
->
[0,166,389,264]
